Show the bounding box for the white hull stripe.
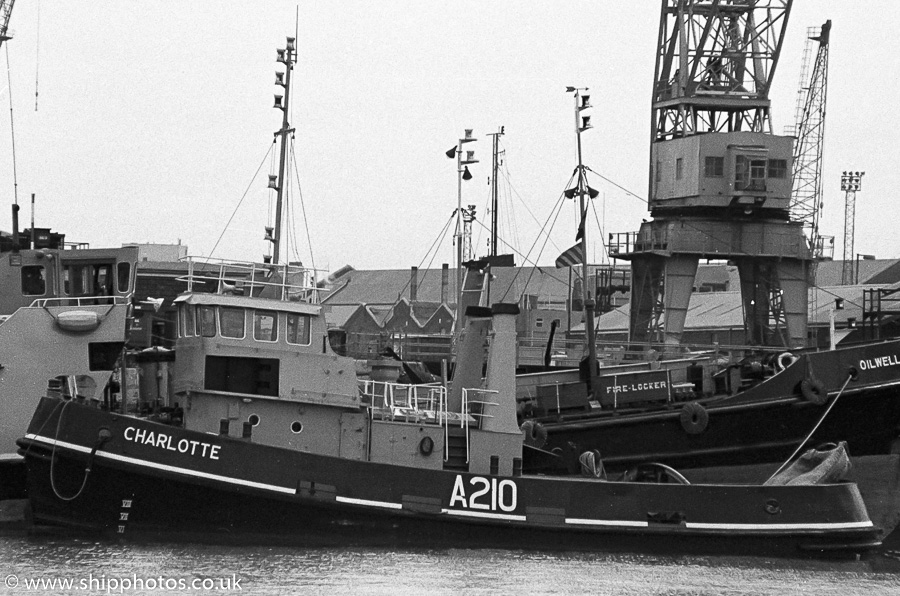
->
[25,434,296,495]
[23,435,875,532]
[336,496,402,510]
[443,509,527,522]
[684,521,873,531]
[567,518,649,527]
[566,518,872,530]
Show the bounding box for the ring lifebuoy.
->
[777,352,797,372]
[521,419,548,449]
[680,402,709,434]
[800,378,828,405]
[419,436,435,456]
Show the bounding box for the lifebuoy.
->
[521,419,548,449]
[800,378,828,406]
[776,352,797,372]
[680,402,709,435]
[419,436,435,456]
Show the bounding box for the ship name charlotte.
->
[124,426,221,460]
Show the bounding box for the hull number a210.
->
[449,475,517,512]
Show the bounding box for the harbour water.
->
[2,534,899,595]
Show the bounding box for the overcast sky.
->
[0,2,896,275]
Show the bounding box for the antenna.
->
[34,0,39,111]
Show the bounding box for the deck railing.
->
[177,256,323,303]
[29,295,130,308]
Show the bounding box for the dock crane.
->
[0,0,13,49]
[787,21,832,261]
[611,0,812,349]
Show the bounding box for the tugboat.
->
[14,35,883,559]
[0,212,137,523]
[517,4,900,481]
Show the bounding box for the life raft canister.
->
[680,401,709,435]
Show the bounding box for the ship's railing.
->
[29,295,130,308]
[607,231,638,257]
[359,380,447,424]
[177,256,323,304]
[460,387,500,463]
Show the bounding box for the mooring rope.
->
[765,371,854,482]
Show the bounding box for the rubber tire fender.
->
[800,378,828,406]
[680,401,709,435]
[521,419,548,449]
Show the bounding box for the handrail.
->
[176,256,324,304]
[30,295,130,308]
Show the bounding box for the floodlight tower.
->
[612,0,811,349]
[840,171,864,285]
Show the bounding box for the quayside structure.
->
[609,0,812,350]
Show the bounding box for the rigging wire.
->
[497,178,573,304]
[289,137,318,273]
[205,143,275,262]
[391,212,457,302]
[5,44,18,205]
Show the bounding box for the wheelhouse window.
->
[117,262,131,293]
[254,310,278,342]
[767,159,787,179]
[219,307,245,339]
[199,306,216,337]
[286,313,311,345]
[63,265,89,296]
[21,265,46,295]
[183,304,196,337]
[61,263,114,297]
[704,156,724,177]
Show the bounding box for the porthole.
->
[291,421,303,434]
[248,414,260,427]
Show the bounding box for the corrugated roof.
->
[586,285,874,333]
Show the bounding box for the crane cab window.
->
[768,159,787,179]
[735,155,767,191]
[704,156,724,177]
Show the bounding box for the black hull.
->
[536,385,900,471]
[528,341,900,472]
[0,458,27,501]
[16,398,881,559]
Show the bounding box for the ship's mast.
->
[567,87,598,385]
[271,37,297,265]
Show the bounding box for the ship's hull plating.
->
[17,398,880,558]
[531,340,900,471]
